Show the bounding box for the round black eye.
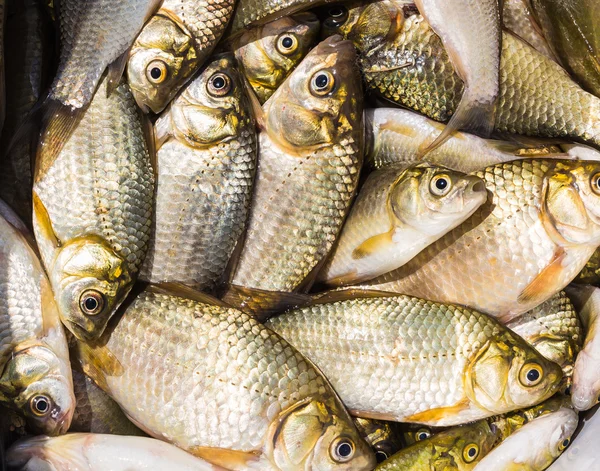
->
[375,451,388,463]
[330,438,355,462]
[146,60,168,84]
[30,395,51,416]
[562,439,570,447]
[436,178,448,190]
[338,442,352,457]
[463,443,479,462]
[80,290,105,316]
[150,68,162,80]
[430,174,452,196]
[468,447,477,457]
[591,173,600,195]
[276,34,299,55]
[310,71,335,96]
[282,37,293,48]
[207,73,232,97]
[316,74,329,89]
[417,432,430,441]
[213,76,226,89]
[527,369,540,382]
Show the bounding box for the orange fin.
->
[352,230,395,260]
[32,191,60,249]
[378,119,419,138]
[148,282,233,309]
[404,399,470,424]
[517,247,567,305]
[72,340,124,392]
[189,446,260,470]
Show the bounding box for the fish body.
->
[128,0,236,113]
[473,408,578,471]
[33,76,155,341]
[353,418,402,464]
[362,159,600,321]
[318,163,487,286]
[267,293,563,426]
[502,0,555,60]
[0,208,75,436]
[140,54,257,293]
[74,287,375,470]
[228,36,363,294]
[7,434,225,470]
[233,13,320,104]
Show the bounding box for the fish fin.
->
[140,111,158,180]
[242,75,266,131]
[377,119,419,138]
[72,340,124,393]
[147,283,233,309]
[324,270,362,287]
[145,0,164,22]
[517,247,567,305]
[311,289,400,305]
[347,409,400,422]
[189,447,261,470]
[352,230,395,260]
[105,49,130,97]
[403,399,471,423]
[217,230,247,294]
[221,285,312,322]
[32,191,60,249]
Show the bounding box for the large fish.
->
[361,160,600,321]
[140,54,257,294]
[0,204,75,436]
[128,0,236,113]
[267,292,563,426]
[318,162,487,286]
[32,76,155,341]
[73,286,375,470]
[502,0,555,60]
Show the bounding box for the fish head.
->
[264,35,362,152]
[127,13,199,114]
[466,334,563,414]
[270,397,375,470]
[353,418,401,463]
[400,424,434,446]
[50,238,132,342]
[6,435,88,470]
[167,53,251,148]
[430,421,498,469]
[389,165,487,235]
[546,410,578,460]
[0,345,75,436]
[235,13,320,103]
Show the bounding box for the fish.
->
[6,434,225,470]
[73,286,375,470]
[574,249,600,285]
[506,290,582,380]
[530,0,600,98]
[563,284,600,411]
[353,418,403,464]
[69,367,145,436]
[398,424,437,446]
[0,206,75,436]
[502,0,555,60]
[127,0,236,114]
[375,420,499,470]
[232,13,320,104]
[412,0,501,151]
[266,291,563,426]
[361,159,600,321]
[318,162,487,286]
[473,408,578,471]
[321,3,600,150]
[139,54,257,294]
[225,36,364,307]
[0,0,53,225]
[32,75,155,342]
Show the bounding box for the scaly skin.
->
[230,0,330,33]
[502,0,555,60]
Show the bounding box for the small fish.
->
[413,0,501,151]
[376,420,499,470]
[318,162,487,286]
[502,0,555,60]
[474,408,578,471]
[353,418,403,464]
[0,207,75,436]
[6,434,225,470]
[574,248,600,285]
[362,160,600,321]
[233,13,320,104]
[128,0,236,114]
[73,286,375,470]
[32,76,155,341]
[399,424,437,446]
[267,292,563,426]
[140,54,257,294]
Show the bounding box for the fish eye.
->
[207,72,232,97]
[80,290,105,316]
[310,70,335,96]
[430,174,452,196]
[330,438,355,462]
[146,60,168,84]
[277,34,299,55]
[416,428,431,441]
[559,438,571,451]
[590,173,600,195]
[462,443,479,463]
[30,395,52,417]
[326,5,349,26]
[519,363,544,387]
[375,451,388,463]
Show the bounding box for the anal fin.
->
[517,247,567,306]
[72,340,124,393]
[352,230,395,260]
[189,446,260,471]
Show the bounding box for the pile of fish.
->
[1,0,600,469]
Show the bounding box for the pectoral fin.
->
[352,230,395,260]
[404,399,470,424]
[517,248,566,305]
[106,49,130,96]
[72,341,124,393]
[189,447,260,470]
[32,192,60,249]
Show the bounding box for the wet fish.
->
[233,13,320,104]
[530,0,600,98]
[140,54,257,294]
[502,0,555,60]
[474,408,578,471]
[413,0,501,151]
[267,292,563,426]
[375,420,499,470]
[32,76,155,341]
[0,207,75,436]
[74,286,375,470]
[322,3,600,150]
[7,434,225,470]
[353,418,403,464]
[128,0,236,114]
[226,36,363,303]
[399,424,436,446]
[574,249,600,285]
[0,0,53,225]
[563,284,600,411]
[318,162,487,286]
[361,160,600,321]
